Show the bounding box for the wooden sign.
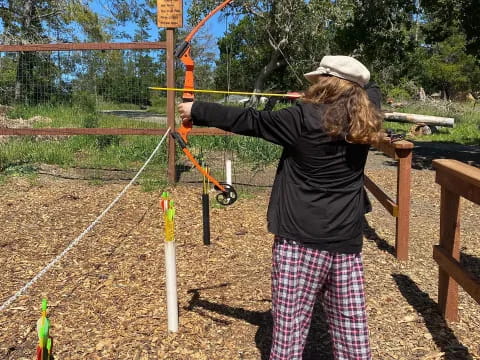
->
[157,0,183,28]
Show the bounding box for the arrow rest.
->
[215,183,237,205]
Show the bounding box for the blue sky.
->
[90,0,229,42]
[0,1,228,44]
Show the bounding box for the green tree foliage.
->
[420,32,480,97]
[188,0,314,96]
[461,0,480,58]
[2,0,480,107]
[417,0,480,97]
[212,0,480,100]
[95,50,164,105]
[0,0,162,106]
[334,0,418,88]
[215,16,271,91]
[420,0,462,44]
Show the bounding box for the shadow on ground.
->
[392,274,473,360]
[186,285,334,360]
[362,217,396,257]
[460,253,480,281]
[410,141,479,170]
[370,141,480,170]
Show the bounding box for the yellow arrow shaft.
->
[148,87,300,98]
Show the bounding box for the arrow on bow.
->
[171,0,237,206]
[149,86,303,99]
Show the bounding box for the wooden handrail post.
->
[433,159,480,322]
[395,147,412,261]
[438,184,462,321]
[366,140,413,260]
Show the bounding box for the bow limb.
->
[175,0,234,103]
[171,130,237,206]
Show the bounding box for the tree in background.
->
[0,0,164,106]
[420,33,480,99]
[189,0,319,99]
[334,0,419,91]
[0,0,109,104]
[1,0,480,106]
[191,0,422,98]
[212,0,480,101]
[461,0,480,59]
[418,0,480,98]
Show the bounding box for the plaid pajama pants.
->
[270,237,371,360]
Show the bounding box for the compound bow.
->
[172,0,237,206]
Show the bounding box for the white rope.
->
[0,128,171,312]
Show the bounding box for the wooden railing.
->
[432,159,480,322]
[365,139,414,261]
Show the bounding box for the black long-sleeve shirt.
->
[191,101,371,253]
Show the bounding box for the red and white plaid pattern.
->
[270,237,371,360]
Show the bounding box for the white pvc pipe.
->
[225,159,232,186]
[165,241,178,332]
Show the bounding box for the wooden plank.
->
[0,127,232,136]
[434,159,480,187]
[395,148,412,261]
[434,245,480,305]
[435,171,480,205]
[437,187,461,322]
[372,139,414,160]
[364,175,398,217]
[434,159,480,204]
[0,42,167,52]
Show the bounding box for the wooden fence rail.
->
[365,139,414,261]
[432,159,480,322]
[0,127,229,136]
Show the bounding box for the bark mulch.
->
[0,153,479,359]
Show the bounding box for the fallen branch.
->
[383,111,455,127]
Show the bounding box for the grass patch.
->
[138,177,168,192]
[383,101,480,145]
[2,101,478,186]
[4,163,38,175]
[189,135,282,168]
[88,179,105,186]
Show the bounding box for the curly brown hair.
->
[302,76,384,144]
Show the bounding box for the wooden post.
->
[395,148,412,261]
[433,159,480,322]
[438,187,461,322]
[166,29,176,184]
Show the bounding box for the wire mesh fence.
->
[0,44,279,195]
[0,48,166,109]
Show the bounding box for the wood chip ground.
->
[0,150,479,360]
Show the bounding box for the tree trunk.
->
[248,48,286,107]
